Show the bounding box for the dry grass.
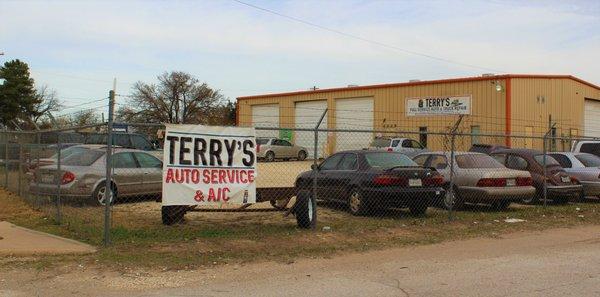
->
[3,186,600,271]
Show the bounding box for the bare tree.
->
[117,71,226,124]
[31,86,62,123]
[70,109,99,126]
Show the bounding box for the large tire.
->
[265,151,275,162]
[348,188,370,216]
[491,200,511,211]
[161,206,186,225]
[91,182,116,206]
[297,150,307,161]
[294,190,316,229]
[444,186,464,210]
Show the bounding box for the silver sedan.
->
[413,152,536,210]
[29,146,163,206]
[548,152,600,200]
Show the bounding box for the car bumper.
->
[458,186,536,202]
[580,181,600,196]
[29,182,92,199]
[361,186,445,207]
[546,184,583,197]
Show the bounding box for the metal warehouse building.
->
[236,74,600,155]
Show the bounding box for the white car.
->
[571,141,600,158]
[369,137,427,157]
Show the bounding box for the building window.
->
[419,127,427,148]
[471,125,481,145]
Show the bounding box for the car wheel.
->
[161,206,186,225]
[265,151,275,162]
[294,190,316,229]
[348,188,369,216]
[444,186,464,210]
[297,150,307,161]
[91,182,116,206]
[270,198,289,210]
[521,192,540,205]
[409,203,428,216]
[491,200,511,211]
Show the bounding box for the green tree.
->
[0,59,40,127]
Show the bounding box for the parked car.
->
[490,149,582,204]
[256,138,308,162]
[368,137,427,157]
[29,146,163,206]
[547,152,600,200]
[294,151,445,216]
[572,141,600,158]
[469,143,509,154]
[412,152,535,210]
[84,132,162,159]
[27,143,81,172]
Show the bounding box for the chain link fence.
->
[1,118,599,249]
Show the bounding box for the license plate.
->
[409,179,422,187]
[506,179,516,186]
[561,176,570,183]
[41,174,53,184]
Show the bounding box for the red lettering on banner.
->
[191,169,199,183]
[222,187,230,201]
[218,170,225,184]
[240,170,247,183]
[203,170,210,183]
[208,188,216,201]
[165,168,174,183]
[248,170,255,183]
[194,190,205,202]
[211,170,218,184]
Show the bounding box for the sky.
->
[0,0,599,118]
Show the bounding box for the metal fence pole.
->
[104,90,115,246]
[311,108,328,230]
[18,143,22,197]
[542,133,548,208]
[447,115,463,221]
[55,133,62,224]
[4,140,7,189]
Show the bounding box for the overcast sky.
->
[1,0,599,117]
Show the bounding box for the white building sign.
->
[406,95,471,116]
[162,124,257,206]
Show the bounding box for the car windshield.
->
[456,154,504,168]
[365,152,417,169]
[370,138,391,148]
[256,138,270,145]
[50,146,87,159]
[533,155,561,167]
[61,149,104,166]
[575,154,600,167]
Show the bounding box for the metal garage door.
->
[335,97,374,152]
[252,104,279,138]
[585,99,600,137]
[295,100,328,158]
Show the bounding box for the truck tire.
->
[294,190,316,229]
[161,206,186,225]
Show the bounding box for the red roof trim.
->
[236,74,600,100]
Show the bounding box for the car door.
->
[280,140,294,157]
[316,153,344,200]
[111,152,145,195]
[133,152,163,194]
[330,153,359,201]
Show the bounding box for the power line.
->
[232,0,505,73]
[62,97,109,109]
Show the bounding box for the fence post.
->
[55,133,62,224]
[447,115,464,221]
[311,108,328,230]
[104,90,115,246]
[542,123,556,208]
[18,143,22,197]
[4,140,7,189]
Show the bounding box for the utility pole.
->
[104,78,116,246]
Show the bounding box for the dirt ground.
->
[2,225,600,297]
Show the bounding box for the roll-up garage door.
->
[252,104,279,138]
[335,97,374,152]
[295,100,328,158]
[585,99,600,137]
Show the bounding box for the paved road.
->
[3,226,600,296]
[133,226,600,297]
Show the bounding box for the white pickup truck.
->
[368,137,427,157]
[572,141,600,157]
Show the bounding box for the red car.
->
[490,149,582,204]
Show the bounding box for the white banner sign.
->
[162,124,257,206]
[406,95,471,116]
